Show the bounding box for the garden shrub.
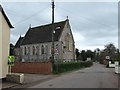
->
[53,61,93,74]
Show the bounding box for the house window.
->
[33,46,35,55]
[41,45,44,54]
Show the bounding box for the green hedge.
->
[53,61,93,74]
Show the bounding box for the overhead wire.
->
[5,8,27,17]
[6,3,117,31]
[11,5,50,26]
[57,5,116,30]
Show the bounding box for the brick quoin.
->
[11,61,52,74]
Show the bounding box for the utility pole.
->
[51,0,55,64]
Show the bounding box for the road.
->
[30,62,119,88]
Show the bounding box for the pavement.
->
[2,74,57,89]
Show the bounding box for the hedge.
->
[53,61,93,74]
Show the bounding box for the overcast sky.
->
[1,1,118,51]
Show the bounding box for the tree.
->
[75,48,80,60]
[94,48,101,62]
[80,50,86,61]
[104,43,117,61]
[86,50,94,60]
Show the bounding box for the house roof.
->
[21,19,68,45]
[0,5,14,28]
[15,36,24,48]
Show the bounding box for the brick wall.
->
[11,61,52,74]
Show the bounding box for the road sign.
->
[105,56,110,60]
[8,56,14,66]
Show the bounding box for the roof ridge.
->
[31,19,67,29]
[15,36,24,48]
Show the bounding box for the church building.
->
[15,19,75,62]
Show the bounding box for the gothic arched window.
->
[41,45,44,54]
[24,47,27,55]
[33,46,35,55]
[45,45,48,54]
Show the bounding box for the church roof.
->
[21,19,68,45]
[15,36,24,48]
[0,5,14,28]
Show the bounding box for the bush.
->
[53,61,93,74]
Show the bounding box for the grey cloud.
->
[1,2,118,50]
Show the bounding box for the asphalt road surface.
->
[30,62,119,88]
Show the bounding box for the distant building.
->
[15,19,75,62]
[0,5,13,78]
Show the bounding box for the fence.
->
[11,61,52,74]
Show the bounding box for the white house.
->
[0,5,13,79]
[15,19,75,62]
